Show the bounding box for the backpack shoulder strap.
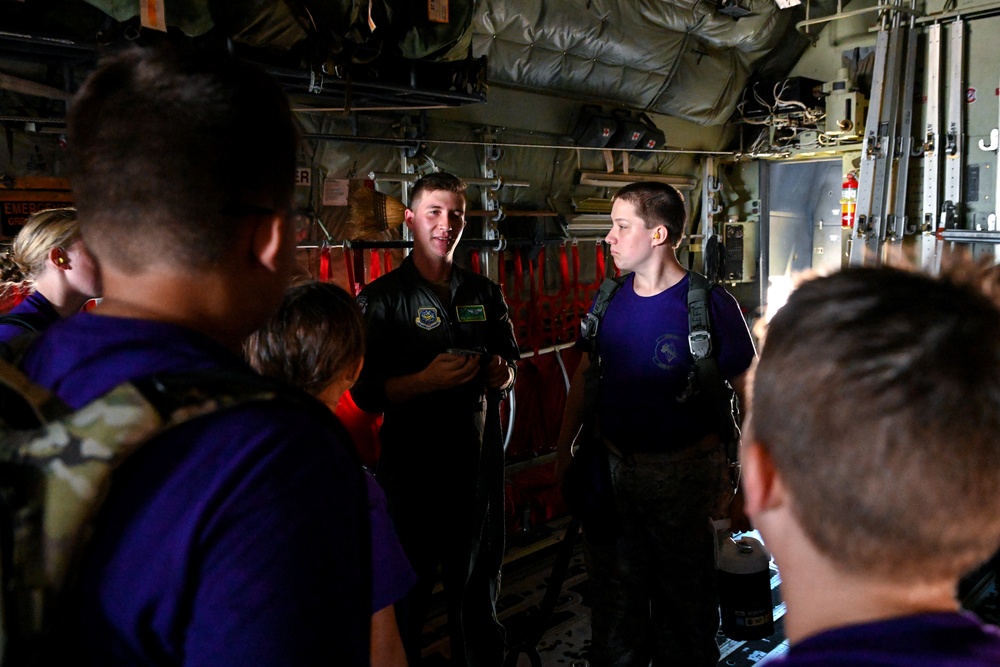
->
[580,275,626,359]
[0,357,70,428]
[3,368,290,603]
[578,276,626,440]
[0,367,312,663]
[0,314,40,334]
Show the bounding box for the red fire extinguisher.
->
[841,172,858,229]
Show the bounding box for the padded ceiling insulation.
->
[471,0,797,126]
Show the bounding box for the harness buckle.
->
[689,330,712,360]
[580,312,599,340]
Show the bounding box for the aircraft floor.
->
[419,517,792,666]
[420,516,1000,666]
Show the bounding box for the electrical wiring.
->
[734,78,830,154]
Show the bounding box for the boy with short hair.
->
[744,263,1000,666]
[19,46,371,665]
[556,181,756,666]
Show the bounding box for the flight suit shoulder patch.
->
[416,307,442,330]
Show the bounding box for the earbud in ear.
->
[56,256,67,265]
[653,233,661,240]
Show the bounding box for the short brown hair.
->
[244,281,365,396]
[409,172,466,210]
[751,261,1000,582]
[611,182,686,248]
[67,46,297,272]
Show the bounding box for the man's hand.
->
[421,352,482,391]
[484,354,514,390]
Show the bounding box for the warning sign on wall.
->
[0,177,73,238]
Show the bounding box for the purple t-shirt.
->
[768,612,1000,666]
[0,291,60,343]
[20,313,371,666]
[579,273,756,451]
[366,472,417,610]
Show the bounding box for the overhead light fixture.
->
[773,0,802,7]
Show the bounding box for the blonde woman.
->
[0,208,101,342]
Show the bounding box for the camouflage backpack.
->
[0,358,284,665]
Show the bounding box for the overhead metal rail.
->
[0,29,488,115]
[796,1,922,35]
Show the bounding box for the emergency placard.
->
[0,191,74,238]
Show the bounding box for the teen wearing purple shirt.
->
[556,182,756,667]
[19,46,370,666]
[244,281,416,667]
[745,264,1000,667]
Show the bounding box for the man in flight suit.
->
[352,172,519,666]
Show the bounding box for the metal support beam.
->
[850,4,929,267]
[701,157,721,276]
[918,23,943,270]
[850,27,894,265]
[940,19,965,236]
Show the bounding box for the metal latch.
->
[580,313,599,340]
[689,330,712,360]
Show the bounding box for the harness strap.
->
[687,271,713,361]
[0,314,39,334]
[580,276,625,359]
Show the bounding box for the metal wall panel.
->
[762,159,843,307]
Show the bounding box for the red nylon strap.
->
[535,248,553,344]
[535,247,546,303]
[344,247,357,296]
[513,251,525,298]
[556,243,574,342]
[527,251,542,353]
[353,248,366,293]
[498,249,507,295]
[319,246,331,282]
[510,250,528,348]
[571,242,583,310]
[383,250,393,274]
[368,249,381,280]
[470,250,481,274]
[558,243,570,289]
[537,245,569,307]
